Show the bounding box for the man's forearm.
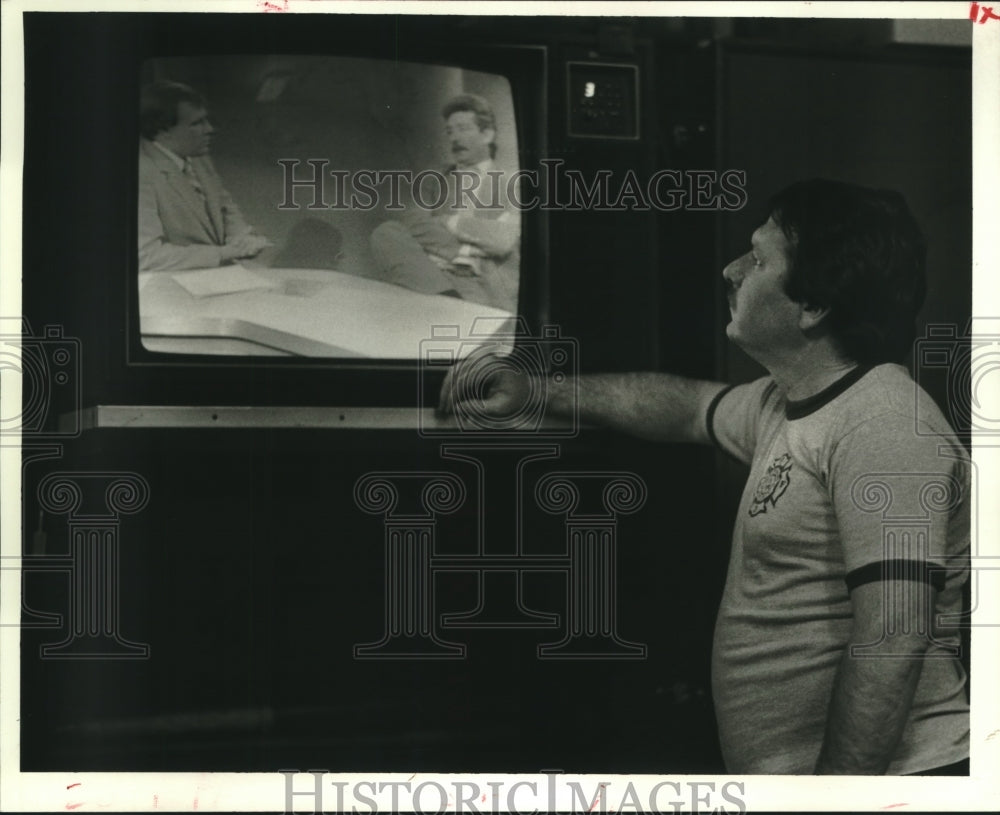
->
[815,636,925,774]
[546,372,728,444]
[138,237,225,272]
[406,216,463,259]
[449,214,519,256]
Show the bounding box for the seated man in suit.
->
[138,80,271,272]
[369,93,520,313]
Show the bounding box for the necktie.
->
[182,159,221,242]
[182,160,207,203]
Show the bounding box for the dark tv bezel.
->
[113,17,550,410]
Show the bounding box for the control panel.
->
[566,61,640,140]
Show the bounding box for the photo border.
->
[1,1,997,811]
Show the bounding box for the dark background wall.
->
[17,13,971,774]
[717,41,972,391]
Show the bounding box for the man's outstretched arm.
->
[439,356,728,444]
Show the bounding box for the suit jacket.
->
[138,139,252,271]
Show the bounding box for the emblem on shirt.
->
[749,453,793,516]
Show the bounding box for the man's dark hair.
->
[442,93,497,158]
[140,80,206,141]
[768,179,927,365]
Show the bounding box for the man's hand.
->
[221,233,273,261]
[447,253,482,278]
[437,347,535,421]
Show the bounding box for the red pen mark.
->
[883,805,907,810]
[481,794,487,803]
[588,784,607,813]
[67,783,81,790]
[258,0,289,12]
[971,2,1000,22]
[66,804,84,811]
[192,795,199,811]
[153,795,158,809]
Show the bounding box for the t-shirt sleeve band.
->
[844,559,948,593]
[705,384,737,450]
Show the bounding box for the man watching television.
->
[439,179,970,775]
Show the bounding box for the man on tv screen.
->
[138,79,272,272]
[369,92,520,313]
[440,179,970,776]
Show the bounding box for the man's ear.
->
[798,302,831,331]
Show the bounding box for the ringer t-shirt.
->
[708,363,970,774]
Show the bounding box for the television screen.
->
[138,55,522,359]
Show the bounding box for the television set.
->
[20,13,552,429]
